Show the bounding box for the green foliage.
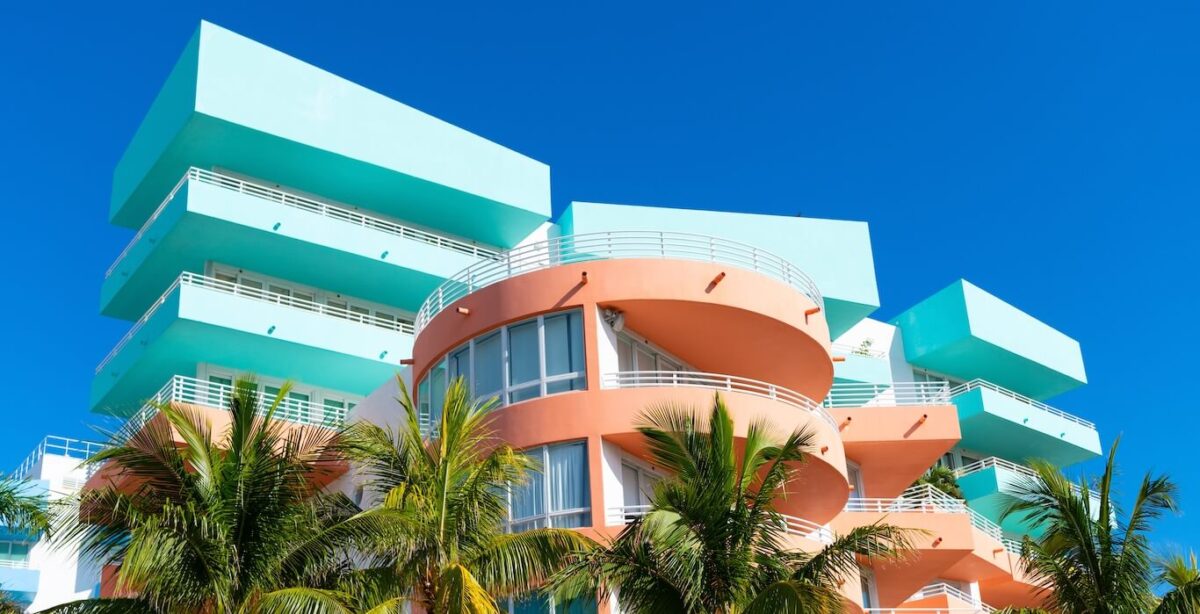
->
[911,465,964,499]
[0,476,49,535]
[43,376,394,614]
[1003,438,1177,614]
[337,376,595,614]
[551,394,914,614]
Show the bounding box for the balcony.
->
[413,231,834,401]
[950,380,1101,466]
[0,560,38,606]
[558,201,879,338]
[892,280,1086,400]
[91,272,412,414]
[956,457,1100,537]
[837,486,1019,607]
[901,583,994,613]
[11,436,107,481]
[112,22,549,247]
[823,382,959,498]
[102,168,496,320]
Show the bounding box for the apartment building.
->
[75,21,1101,613]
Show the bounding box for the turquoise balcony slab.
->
[91,273,412,414]
[951,381,1101,466]
[102,170,486,321]
[558,202,880,337]
[111,21,550,247]
[957,457,1102,537]
[892,280,1087,400]
[0,566,38,605]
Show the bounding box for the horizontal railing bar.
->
[822,381,951,408]
[601,370,836,430]
[105,167,500,279]
[415,231,823,332]
[949,379,1095,429]
[96,272,415,374]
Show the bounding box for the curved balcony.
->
[485,370,849,525]
[412,235,833,400]
[415,231,823,332]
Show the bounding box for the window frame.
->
[506,441,591,532]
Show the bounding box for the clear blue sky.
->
[3,2,1197,550]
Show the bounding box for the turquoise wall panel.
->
[559,201,880,337]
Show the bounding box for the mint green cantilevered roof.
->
[892,279,1087,400]
[558,202,880,338]
[110,21,550,248]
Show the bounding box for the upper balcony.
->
[823,382,960,498]
[91,272,412,414]
[831,342,893,386]
[892,280,1087,400]
[950,380,1101,466]
[412,231,833,401]
[102,168,497,320]
[111,21,549,247]
[559,201,879,338]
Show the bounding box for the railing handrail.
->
[414,231,823,333]
[846,485,1019,554]
[949,379,1095,429]
[96,272,415,374]
[606,505,833,544]
[10,435,109,480]
[822,381,951,408]
[956,456,1101,500]
[120,375,349,442]
[913,583,992,610]
[106,167,500,279]
[0,559,31,569]
[601,370,836,430]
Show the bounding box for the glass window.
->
[509,441,590,532]
[617,336,634,371]
[860,570,876,609]
[508,320,541,388]
[448,345,471,384]
[473,332,503,402]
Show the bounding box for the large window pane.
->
[508,320,540,387]
[510,450,545,523]
[544,312,584,377]
[448,345,470,384]
[428,360,447,426]
[473,332,503,401]
[548,442,589,527]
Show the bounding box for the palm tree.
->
[0,475,49,535]
[1153,551,1200,613]
[338,377,595,613]
[910,465,964,499]
[1002,438,1178,614]
[46,376,399,613]
[552,394,913,614]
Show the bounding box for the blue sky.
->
[3,1,1198,550]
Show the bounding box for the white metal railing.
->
[956,457,1101,501]
[606,505,834,544]
[910,583,993,611]
[0,559,31,569]
[414,231,823,332]
[822,381,951,408]
[120,375,348,442]
[106,167,499,278]
[949,379,1095,429]
[10,436,108,479]
[831,342,888,359]
[95,272,415,374]
[865,610,990,614]
[844,485,1022,555]
[601,370,837,430]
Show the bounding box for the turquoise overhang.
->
[892,280,1087,400]
[111,21,550,248]
[952,383,1101,466]
[91,276,412,414]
